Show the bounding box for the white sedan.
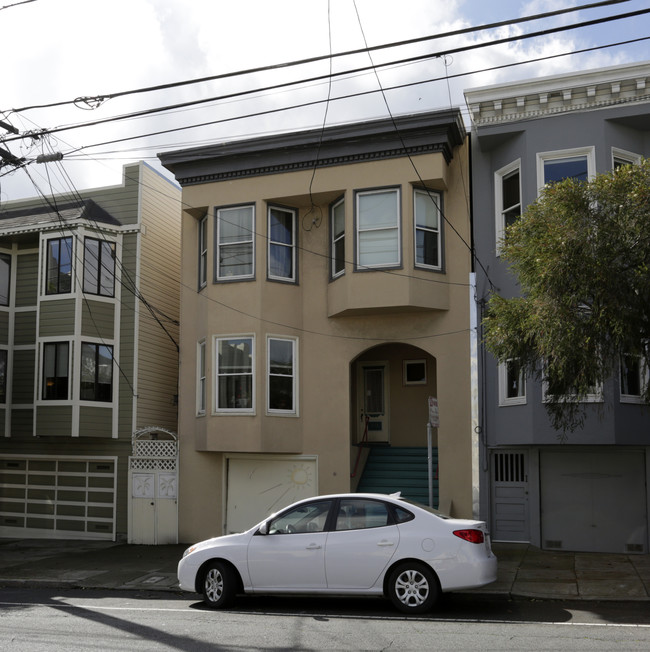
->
[178,492,497,614]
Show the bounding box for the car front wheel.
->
[202,561,236,608]
[387,562,439,614]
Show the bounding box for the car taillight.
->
[453,529,485,544]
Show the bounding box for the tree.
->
[483,159,650,433]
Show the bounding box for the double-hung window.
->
[498,359,526,406]
[80,343,113,402]
[620,354,647,403]
[495,160,521,247]
[197,340,206,415]
[414,189,441,270]
[46,236,73,294]
[356,188,400,269]
[216,336,254,412]
[0,252,10,306]
[330,198,345,278]
[612,147,641,169]
[268,336,297,414]
[42,342,69,400]
[216,205,254,280]
[268,206,296,282]
[198,215,208,289]
[83,238,115,297]
[537,147,595,190]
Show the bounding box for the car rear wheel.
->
[387,562,439,614]
[202,561,236,609]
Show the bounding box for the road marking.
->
[1,601,649,628]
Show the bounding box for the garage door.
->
[0,455,117,540]
[540,450,647,553]
[225,456,318,534]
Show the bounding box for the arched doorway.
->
[351,343,438,505]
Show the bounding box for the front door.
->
[357,362,390,443]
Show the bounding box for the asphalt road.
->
[1,588,650,651]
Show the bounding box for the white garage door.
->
[540,450,647,553]
[225,456,318,534]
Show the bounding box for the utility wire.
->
[2,4,647,145]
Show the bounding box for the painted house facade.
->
[0,162,181,543]
[159,109,479,543]
[466,61,650,554]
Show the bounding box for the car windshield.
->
[399,498,450,519]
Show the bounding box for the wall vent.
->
[545,540,563,549]
[626,543,644,553]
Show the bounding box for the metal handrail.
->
[350,415,370,478]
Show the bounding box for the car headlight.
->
[182,545,197,559]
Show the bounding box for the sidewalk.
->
[0,538,648,601]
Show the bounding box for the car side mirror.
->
[258,521,270,535]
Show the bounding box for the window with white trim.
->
[198,215,208,289]
[83,237,115,297]
[612,147,642,169]
[216,205,254,280]
[0,252,10,306]
[620,354,648,403]
[498,359,526,406]
[414,189,441,270]
[537,147,595,191]
[542,361,602,404]
[80,343,113,402]
[42,342,70,400]
[215,336,254,412]
[495,160,521,247]
[46,236,73,295]
[356,188,400,269]
[330,197,345,278]
[197,340,206,415]
[268,206,296,282]
[267,336,297,414]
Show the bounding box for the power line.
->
[7,0,632,114]
[3,3,647,146]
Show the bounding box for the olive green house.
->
[0,162,181,542]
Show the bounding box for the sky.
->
[1,0,649,202]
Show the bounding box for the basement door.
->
[490,450,530,542]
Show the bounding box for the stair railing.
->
[351,415,370,478]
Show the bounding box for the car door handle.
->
[377,540,395,547]
[306,544,322,550]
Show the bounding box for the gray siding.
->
[14,311,36,345]
[81,300,115,339]
[0,312,8,345]
[79,406,113,438]
[10,409,33,438]
[39,300,75,336]
[15,254,38,308]
[12,349,35,404]
[35,405,73,436]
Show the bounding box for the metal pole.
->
[427,422,433,508]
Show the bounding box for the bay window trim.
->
[267,205,297,283]
[214,334,255,414]
[536,146,595,193]
[267,335,298,416]
[355,186,401,270]
[494,159,521,251]
[215,204,255,282]
[413,187,442,271]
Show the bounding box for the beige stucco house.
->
[160,109,477,543]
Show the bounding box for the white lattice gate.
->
[128,427,178,544]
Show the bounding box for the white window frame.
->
[267,206,297,282]
[214,335,255,414]
[541,361,603,404]
[355,187,401,269]
[612,147,642,169]
[403,359,427,386]
[216,205,255,281]
[330,197,345,279]
[536,146,595,193]
[413,188,442,271]
[498,359,526,406]
[267,335,298,416]
[620,354,648,404]
[197,340,206,415]
[198,215,208,289]
[494,159,521,251]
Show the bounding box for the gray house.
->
[0,162,181,543]
[465,61,650,554]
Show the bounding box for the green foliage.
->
[483,159,650,432]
